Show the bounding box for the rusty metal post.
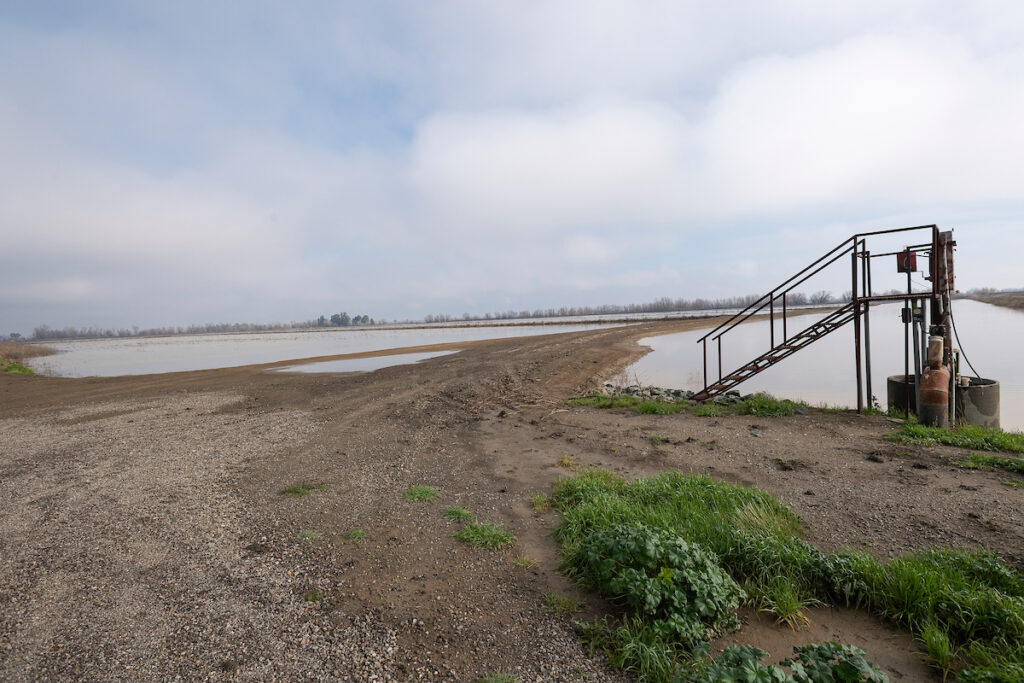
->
[703,339,707,391]
[718,336,722,383]
[852,248,863,412]
[782,292,787,342]
[863,246,872,407]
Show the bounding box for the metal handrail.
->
[697,224,940,399]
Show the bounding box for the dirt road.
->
[1,318,1019,680]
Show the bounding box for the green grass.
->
[543,591,582,615]
[649,433,665,446]
[568,394,643,409]
[692,404,721,417]
[302,589,322,602]
[513,555,539,569]
[298,529,322,542]
[281,483,329,497]
[0,359,35,374]
[443,506,474,521]
[636,400,688,415]
[888,422,1024,454]
[476,674,521,683]
[959,452,1024,475]
[557,454,578,469]
[403,485,438,502]
[341,528,365,541]
[530,493,550,512]
[455,521,515,551]
[568,392,807,419]
[551,469,1024,681]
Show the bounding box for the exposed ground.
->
[1,318,1020,681]
[969,291,1024,311]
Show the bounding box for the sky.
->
[2,1,1023,334]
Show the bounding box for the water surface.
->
[30,324,618,377]
[626,300,1023,430]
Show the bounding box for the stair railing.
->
[696,224,940,400]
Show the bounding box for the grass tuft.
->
[543,591,582,615]
[513,555,539,569]
[443,506,474,522]
[281,483,329,497]
[959,452,1024,475]
[530,493,551,512]
[557,454,578,469]
[298,529,322,542]
[341,528,365,541]
[455,521,515,551]
[302,589,322,602]
[403,485,438,502]
[0,359,35,374]
[476,674,521,683]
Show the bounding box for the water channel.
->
[626,300,1024,431]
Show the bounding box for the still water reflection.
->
[626,300,1023,431]
[30,324,617,377]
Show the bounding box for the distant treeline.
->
[423,290,847,323]
[28,311,381,341]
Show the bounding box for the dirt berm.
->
[1,318,1019,681]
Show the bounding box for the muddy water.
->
[29,324,618,377]
[626,300,1024,430]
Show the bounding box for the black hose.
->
[950,307,982,379]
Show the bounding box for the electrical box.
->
[897,251,917,273]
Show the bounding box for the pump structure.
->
[693,225,998,427]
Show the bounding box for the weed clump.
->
[298,529,322,542]
[542,591,582,615]
[551,469,1024,681]
[0,359,35,375]
[959,452,1024,475]
[341,528,365,541]
[530,493,550,512]
[281,483,329,497]
[443,506,474,522]
[455,521,515,551]
[689,643,889,682]
[403,485,438,502]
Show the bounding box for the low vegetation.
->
[530,493,551,512]
[443,506,474,522]
[0,359,35,375]
[281,483,329,497]
[569,392,807,418]
[690,643,889,682]
[551,469,1024,681]
[403,485,438,502]
[455,521,515,551]
[513,555,539,569]
[543,592,583,615]
[888,422,1024,455]
[341,528,365,541]
[298,529,322,542]
[958,452,1024,475]
[0,342,57,362]
[476,674,521,683]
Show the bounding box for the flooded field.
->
[28,324,619,377]
[626,300,1024,430]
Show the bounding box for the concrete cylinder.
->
[887,374,1000,428]
[955,378,1000,429]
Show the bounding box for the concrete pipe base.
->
[886,375,1000,428]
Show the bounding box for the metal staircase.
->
[693,302,857,400]
[691,224,946,408]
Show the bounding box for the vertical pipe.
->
[703,339,707,391]
[782,293,787,342]
[907,252,914,413]
[912,298,921,415]
[863,247,872,408]
[852,249,863,412]
[717,337,722,383]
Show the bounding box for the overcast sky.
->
[2,2,1023,334]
